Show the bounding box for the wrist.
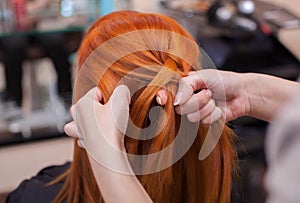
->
[232,72,252,118]
[240,73,300,121]
[242,73,257,117]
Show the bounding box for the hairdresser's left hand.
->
[64,85,131,151]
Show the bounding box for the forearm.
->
[88,154,153,203]
[244,73,300,121]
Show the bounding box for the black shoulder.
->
[6,162,71,203]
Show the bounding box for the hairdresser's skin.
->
[65,69,300,202]
[168,69,300,123]
[65,86,153,203]
[67,69,300,140]
[62,11,234,202]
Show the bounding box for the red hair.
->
[53,11,237,203]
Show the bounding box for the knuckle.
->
[202,116,212,126]
[180,77,193,91]
[181,77,189,84]
[209,99,215,109]
[199,106,212,118]
[187,112,200,123]
[175,106,182,114]
[70,105,75,113]
[201,120,210,128]
[196,93,209,107]
[187,113,194,122]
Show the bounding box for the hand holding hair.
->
[65,85,130,150]
[173,69,300,123]
[156,77,219,126]
[173,69,248,123]
[64,85,153,203]
[59,11,237,203]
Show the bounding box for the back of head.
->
[54,11,237,203]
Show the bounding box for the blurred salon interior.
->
[0,0,299,202]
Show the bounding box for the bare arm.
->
[242,73,300,121]
[88,155,152,203]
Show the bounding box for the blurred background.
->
[0,0,299,202]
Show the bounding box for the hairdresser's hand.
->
[173,69,250,124]
[64,85,131,151]
[65,86,153,203]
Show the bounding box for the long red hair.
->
[54,11,237,203]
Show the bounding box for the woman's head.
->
[55,11,236,203]
[75,11,200,103]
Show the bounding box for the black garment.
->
[6,162,70,203]
[0,33,72,105]
[1,36,26,105]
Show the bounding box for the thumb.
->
[174,71,207,106]
[108,85,131,107]
[108,85,131,134]
[76,87,102,105]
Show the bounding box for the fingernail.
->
[96,87,101,97]
[77,139,85,148]
[206,89,212,97]
[157,96,162,105]
[64,124,70,136]
[174,92,183,106]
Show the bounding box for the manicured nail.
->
[77,139,85,148]
[156,96,162,105]
[96,87,101,97]
[174,92,183,106]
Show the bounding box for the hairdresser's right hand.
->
[65,87,153,202]
[64,85,131,152]
[174,69,251,124]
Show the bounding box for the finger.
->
[185,99,216,122]
[201,107,222,126]
[199,99,216,119]
[83,87,102,103]
[109,85,131,134]
[175,89,212,115]
[75,87,102,104]
[77,139,85,148]
[188,71,198,76]
[70,105,76,119]
[64,121,79,138]
[156,88,168,105]
[174,73,208,106]
[72,87,103,120]
[95,87,103,103]
[71,87,100,118]
[109,85,131,106]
